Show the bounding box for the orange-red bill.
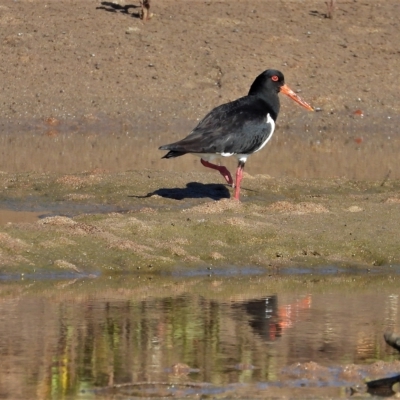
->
[280,84,314,111]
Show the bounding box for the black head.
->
[248,69,285,96]
[248,69,314,112]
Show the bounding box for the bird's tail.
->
[159,146,186,159]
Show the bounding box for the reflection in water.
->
[240,296,283,342]
[0,281,399,398]
[238,295,312,342]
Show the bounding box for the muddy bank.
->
[0,170,399,275]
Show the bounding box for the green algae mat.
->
[0,170,399,276]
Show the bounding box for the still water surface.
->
[0,274,399,398]
[1,112,400,180]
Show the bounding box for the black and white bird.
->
[159,69,314,200]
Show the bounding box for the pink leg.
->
[233,162,245,200]
[200,159,234,186]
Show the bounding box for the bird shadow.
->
[129,182,231,201]
[309,10,329,18]
[96,1,141,18]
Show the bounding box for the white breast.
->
[253,113,275,154]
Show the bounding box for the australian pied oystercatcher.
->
[159,69,314,200]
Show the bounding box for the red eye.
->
[271,75,279,82]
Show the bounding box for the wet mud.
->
[0,170,400,276]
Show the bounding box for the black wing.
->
[159,96,275,156]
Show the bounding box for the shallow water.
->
[0,209,44,224]
[1,111,399,180]
[0,200,128,224]
[1,274,399,399]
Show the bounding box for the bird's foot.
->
[219,167,234,186]
[200,159,234,186]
